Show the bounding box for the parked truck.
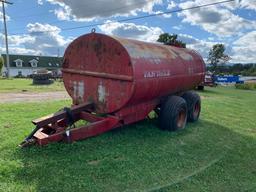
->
[20,32,205,147]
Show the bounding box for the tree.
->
[207,44,230,71]
[157,33,186,48]
[0,56,4,76]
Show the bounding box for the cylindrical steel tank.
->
[62,33,205,114]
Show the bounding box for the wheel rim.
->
[177,109,186,129]
[193,101,200,118]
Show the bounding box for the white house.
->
[1,54,63,77]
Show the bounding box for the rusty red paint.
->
[34,116,120,146]
[20,33,205,147]
[62,33,205,114]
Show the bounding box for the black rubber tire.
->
[159,96,187,131]
[182,91,201,122]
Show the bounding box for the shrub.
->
[235,83,256,90]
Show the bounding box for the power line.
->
[8,0,155,32]
[10,0,235,36]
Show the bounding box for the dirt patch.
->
[0,91,70,103]
[87,160,101,165]
[3,123,13,128]
[200,96,207,99]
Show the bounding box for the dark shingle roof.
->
[2,54,63,68]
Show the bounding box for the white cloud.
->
[7,35,35,46]
[178,32,256,63]
[1,23,73,56]
[25,23,73,55]
[0,11,10,22]
[53,6,72,21]
[37,0,43,5]
[233,31,256,47]
[167,1,176,10]
[162,13,172,18]
[99,21,163,42]
[178,31,256,64]
[178,0,256,36]
[240,0,256,10]
[173,25,183,30]
[177,34,220,60]
[231,31,256,63]
[0,47,40,55]
[44,0,163,21]
[153,11,172,18]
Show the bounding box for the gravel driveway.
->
[0,91,70,103]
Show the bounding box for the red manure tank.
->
[20,32,205,147]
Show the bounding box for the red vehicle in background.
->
[197,71,216,90]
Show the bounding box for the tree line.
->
[207,63,256,76]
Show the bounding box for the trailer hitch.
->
[19,102,120,147]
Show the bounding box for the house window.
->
[14,59,23,67]
[29,59,38,68]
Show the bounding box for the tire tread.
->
[159,96,187,131]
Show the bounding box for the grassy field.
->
[0,86,256,191]
[0,78,64,93]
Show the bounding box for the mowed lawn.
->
[0,86,256,192]
[0,78,64,93]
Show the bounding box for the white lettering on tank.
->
[144,70,171,78]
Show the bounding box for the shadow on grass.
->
[29,83,53,86]
[198,87,223,95]
[12,119,256,192]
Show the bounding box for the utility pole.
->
[1,0,13,78]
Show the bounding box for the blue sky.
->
[1,0,256,63]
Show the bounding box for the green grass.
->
[235,82,256,90]
[0,87,256,191]
[0,78,64,93]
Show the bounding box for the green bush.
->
[235,83,256,90]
